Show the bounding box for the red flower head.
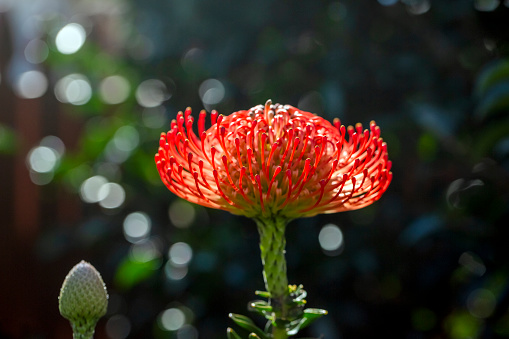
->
[155,100,392,220]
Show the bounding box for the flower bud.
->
[59,261,108,339]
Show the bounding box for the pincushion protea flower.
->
[155,100,392,221]
[155,100,392,338]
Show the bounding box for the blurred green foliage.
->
[0,123,17,154]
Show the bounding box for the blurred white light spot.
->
[80,175,108,203]
[123,212,151,243]
[27,146,58,173]
[127,34,154,60]
[160,308,186,331]
[475,0,499,11]
[29,171,54,186]
[406,0,431,15]
[165,261,188,281]
[199,79,225,105]
[98,182,125,209]
[24,39,49,64]
[113,126,139,152]
[15,70,48,99]
[106,314,131,339]
[96,162,121,182]
[105,141,131,164]
[446,178,484,209]
[99,75,130,104]
[55,23,86,55]
[135,79,170,108]
[181,48,204,73]
[54,74,92,105]
[467,289,496,319]
[130,240,159,263]
[177,324,199,339]
[142,106,167,129]
[169,242,193,266]
[169,200,196,228]
[318,224,344,252]
[40,135,65,157]
[459,252,486,276]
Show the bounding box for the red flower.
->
[155,100,392,220]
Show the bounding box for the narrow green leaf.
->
[250,301,272,311]
[227,327,242,339]
[255,290,271,298]
[229,314,269,339]
[304,308,328,315]
[249,334,262,339]
[297,308,328,331]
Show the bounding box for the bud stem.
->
[255,217,290,339]
[72,327,94,339]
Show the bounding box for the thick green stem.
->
[72,333,93,339]
[272,326,289,339]
[71,320,96,339]
[255,217,289,339]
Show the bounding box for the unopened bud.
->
[59,261,108,339]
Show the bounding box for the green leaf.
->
[249,301,273,312]
[299,309,328,330]
[255,290,271,298]
[249,334,262,339]
[229,314,269,339]
[227,327,242,339]
[248,301,273,320]
[0,124,17,154]
[287,308,328,336]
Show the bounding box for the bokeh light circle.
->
[15,70,48,99]
[55,23,86,55]
[160,308,186,331]
[318,224,344,252]
[99,75,130,104]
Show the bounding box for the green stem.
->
[272,326,289,339]
[71,320,96,339]
[255,217,289,339]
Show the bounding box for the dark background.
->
[1,0,509,338]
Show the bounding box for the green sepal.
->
[255,290,271,298]
[288,308,328,335]
[285,308,328,336]
[228,313,269,339]
[248,300,273,319]
[227,327,242,339]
